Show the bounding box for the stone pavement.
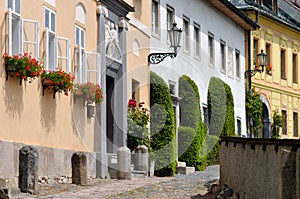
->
[22,165,219,199]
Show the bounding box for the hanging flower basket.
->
[74,82,103,104]
[3,52,44,85]
[266,64,272,75]
[41,68,75,98]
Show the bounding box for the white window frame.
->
[6,9,39,57]
[151,0,159,36]
[84,52,100,84]
[75,26,85,84]
[194,23,200,59]
[44,7,56,34]
[7,0,21,15]
[166,5,174,44]
[183,16,190,54]
[220,40,226,73]
[208,32,214,66]
[57,36,70,72]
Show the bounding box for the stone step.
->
[177,161,186,167]
[131,170,147,178]
[176,166,195,175]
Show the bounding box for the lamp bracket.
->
[148,53,176,65]
[244,69,263,78]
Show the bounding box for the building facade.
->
[0,0,134,180]
[149,0,257,142]
[231,0,300,139]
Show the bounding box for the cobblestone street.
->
[23,165,219,199]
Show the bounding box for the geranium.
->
[266,64,272,75]
[41,68,74,96]
[75,82,103,104]
[3,52,43,83]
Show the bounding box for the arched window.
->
[76,3,86,24]
[133,39,140,56]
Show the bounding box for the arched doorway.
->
[261,103,271,138]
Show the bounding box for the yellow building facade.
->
[246,10,300,139]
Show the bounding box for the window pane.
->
[282,110,287,135]
[75,27,80,45]
[51,12,55,32]
[8,0,13,10]
[45,9,49,29]
[81,29,85,48]
[236,51,240,78]
[15,0,20,14]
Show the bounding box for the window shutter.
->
[22,19,39,59]
[85,52,99,84]
[6,9,12,55]
[43,28,49,70]
[57,37,70,72]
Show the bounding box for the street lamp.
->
[148,22,183,64]
[245,49,267,138]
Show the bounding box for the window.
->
[236,50,240,78]
[194,23,200,58]
[44,7,56,33]
[237,118,241,137]
[6,2,39,57]
[293,112,298,137]
[7,0,21,15]
[183,17,190,53]
[74,26,99,84]
[293,53,298,83]
[151,0,159,35]
[45,0,55,6]
[132,79,140,102]
[282,110,287,135]
[202,105,209,132]
[76,3,86,24]
[262,0,273,10]
[166,5,174,43]
[208,33,214,65]
[133,39,140,56]
[169,81,175,95]
[220,40,226,72]
[281,49,286,79]
[75,26,85,84]
[266,43,271,69]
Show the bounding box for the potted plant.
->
[3,52,43,84]
[75,82,103,104]
[266,64,272,75]
[41,68,74,98]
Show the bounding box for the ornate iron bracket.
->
[244,69,263,78]
[148,53,177,65]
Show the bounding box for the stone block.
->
[117,147,131,180]
[134,145,148,172]
[18,145,38,194]
[71,152,87,186]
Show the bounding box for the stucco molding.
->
[96,5,108,17]
[265,29,273,43]
[281,94,288,108]
[280,35,288,48]
[118,18,128,30]
[292,41,299,53]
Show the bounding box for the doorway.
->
[262,103,270,138]
[106,75,115,153]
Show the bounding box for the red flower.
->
[128,99,137,108]
[16,72,20,77]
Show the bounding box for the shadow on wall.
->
[72,97,86,139]
[40,91,56,135]
[4,78,24,119]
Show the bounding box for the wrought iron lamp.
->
[148,22,182,64]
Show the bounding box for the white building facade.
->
[150,0,258,137]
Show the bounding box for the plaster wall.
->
[150,0,247,136]
[220,137,300,198]
[0,0,100,152]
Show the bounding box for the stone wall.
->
[0,140,96,187]
[220,137,300,199]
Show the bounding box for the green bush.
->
[208,77,235,136]
[207,77,235,165]
[150,71,176,176]
[246,90,263,137]
[178,75,207,171]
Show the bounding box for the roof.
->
[230,0,300,32]
[206,0,259,30]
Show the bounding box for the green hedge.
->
[178,75,207,171]
[207,77,235,165]
[150,71,176,176]
[208,77,235,136]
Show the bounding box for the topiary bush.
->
[207,77,236,165]
[178,75,207,171]
[150,71,176,177]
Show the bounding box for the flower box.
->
[3,52,43,85]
